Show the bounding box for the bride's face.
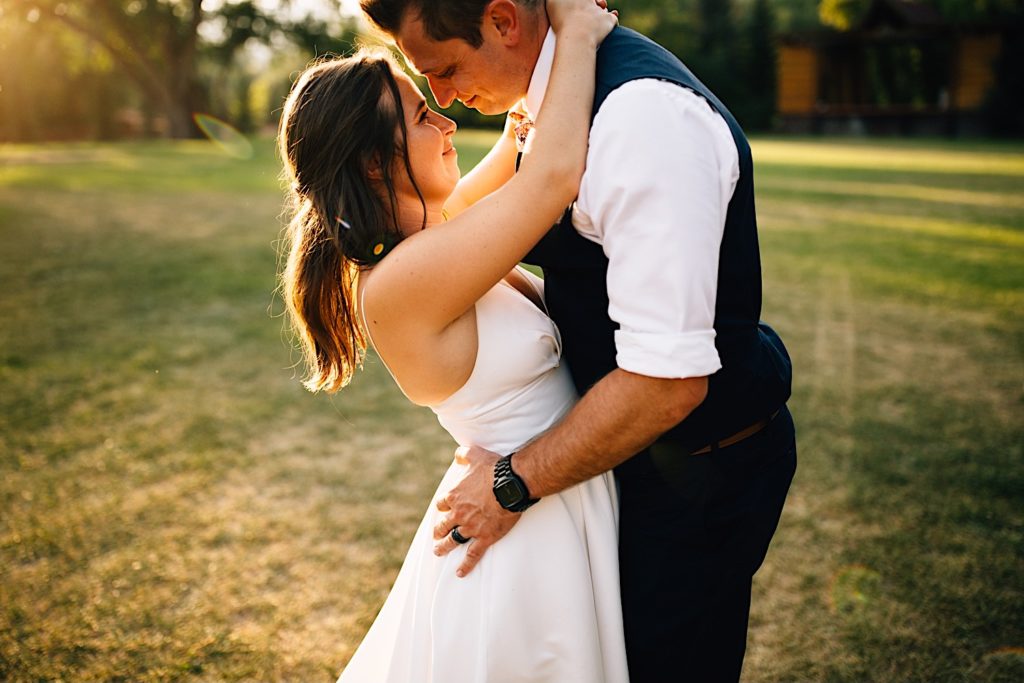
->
[391,71,461,209]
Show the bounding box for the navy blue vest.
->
[522,27,792,453]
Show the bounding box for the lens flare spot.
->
[829,564,881,615]
[193,113,253,159]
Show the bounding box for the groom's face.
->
[393,11,532,116]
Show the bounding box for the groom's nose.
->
[426,77,458,109]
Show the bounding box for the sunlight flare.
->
[193,114,254,160]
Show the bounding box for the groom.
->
[361,1,796,680]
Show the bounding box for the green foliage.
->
[619,0,696,60]
[698,0,736,52]
[5,0,1024,142]
[0,0,213,138]
[0,0,357,140]
[816,0,1024,29]
[621,0,1023,134]
[769,0,822,32]
[206,1,281,66]
[931,0,1024,22]
[818,0,867,30]
[199,6,360,134]
[621,0,779,131]
[740,0,779,129]
[0,10,135,141]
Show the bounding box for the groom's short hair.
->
[361,0,542,48]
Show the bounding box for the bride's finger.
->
[436,495,451,512]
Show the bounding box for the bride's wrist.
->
[555,25,603,50]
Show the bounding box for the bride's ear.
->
[366,154,384,182]
[485,0,523,45]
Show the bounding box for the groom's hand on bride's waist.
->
[433,446,521,578]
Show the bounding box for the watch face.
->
[495,479,525,507]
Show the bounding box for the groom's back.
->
[526,26,792,452]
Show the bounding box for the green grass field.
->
[1,131,1022,682]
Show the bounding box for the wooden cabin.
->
[777,0,1006,135]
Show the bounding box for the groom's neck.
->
[517,11,550,100]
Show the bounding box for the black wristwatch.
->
[493,453,539,513]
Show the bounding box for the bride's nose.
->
[440,113,457,136]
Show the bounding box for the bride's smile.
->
[391,72,461,213]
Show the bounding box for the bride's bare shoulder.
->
[359,265,479,406]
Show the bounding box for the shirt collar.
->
[523,28,556,118]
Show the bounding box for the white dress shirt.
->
[523,30,740,380]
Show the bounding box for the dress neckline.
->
[498,267,548,317]
[431,275,555,410]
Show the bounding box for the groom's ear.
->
[483,0,524,46]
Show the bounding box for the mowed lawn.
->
[1,131,1022,682]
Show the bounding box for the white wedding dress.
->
[339,270,629,683]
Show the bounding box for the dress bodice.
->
[429,269,577,455]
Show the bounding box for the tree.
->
[818,0,868,30]
[932,0,1024,22]
[4,0,209,137]
[619,0,697,65]
[817,0,1024,30]
[3,0,351,139]
[699,0,735,53]
[689,0,747,124]
[620,0,778,130]
[740,0,778,130]
[0,5,138,141]
[768,0,821,32]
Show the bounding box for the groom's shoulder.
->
[598,26,678,60]
[595,26,689,86]
[594,27,692,104]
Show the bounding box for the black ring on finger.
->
[450,526,471,545]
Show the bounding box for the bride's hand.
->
[546,0,618,47]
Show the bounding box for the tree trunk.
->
[164,102,196,138]
[39,0,206,139]
[159,74,206,139]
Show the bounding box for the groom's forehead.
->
[394,13,469,73]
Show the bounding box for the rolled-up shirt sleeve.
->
[573,79,740,379]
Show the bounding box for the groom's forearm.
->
[514,369,707,497]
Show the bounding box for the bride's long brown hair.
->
[278,49,427,393]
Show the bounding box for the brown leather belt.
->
[690,411,779,456]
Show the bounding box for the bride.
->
[277,1,625,680]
